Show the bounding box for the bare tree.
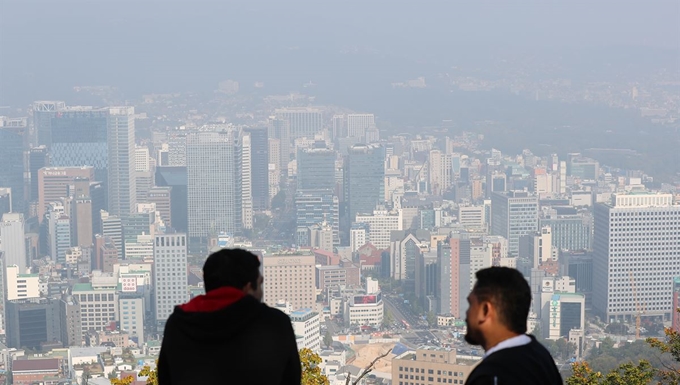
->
[344,348,393,385]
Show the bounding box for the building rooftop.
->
[12,358,59,372]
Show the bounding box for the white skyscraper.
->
[0,213,27,272]
[347,114,375,139]
[187,131,241,241]
[240,132,253,230]
[108,107,137,216]
[274,108,323,140]
[355,209,403,250]
[154,233,188,329]
[593,192,680,323]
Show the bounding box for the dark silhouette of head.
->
[465,267,531,347]
[202,249,262,299]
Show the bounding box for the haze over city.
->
[0,1,679,384]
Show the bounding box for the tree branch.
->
[345,349,393,385]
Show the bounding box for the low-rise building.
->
[290,308,321,353]
[345,292,384,328]
[392,346,479,385]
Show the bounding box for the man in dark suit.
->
[465,267,563,385]
[158,248,301,384]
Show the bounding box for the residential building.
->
[593,192,680,322]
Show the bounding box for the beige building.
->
[263,253,316,310]
[392,346,479,385]
[5,265,40,301]
[37,166,95,223]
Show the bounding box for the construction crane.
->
[628,271,645,339]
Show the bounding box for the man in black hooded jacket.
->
[158,248,301,384]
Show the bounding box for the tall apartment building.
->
[153,233,188,329]
[107,107,137,217]
[392,346,478,385]
[37,166,94,223]
[274,108,323,140]
[186,131,241,242]
[0,213,27,271]
[593,192,680,322]
[346,113,375,139]
[490,191,538,256]
[262,253,316,310]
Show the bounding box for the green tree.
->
[323,331,334,348]
[300,348,329,385]
[427,311,437,327]
[566,360,655,385]
[382,310,394,329]
[646,310,680,383]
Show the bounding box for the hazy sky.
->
[1,1,678,104]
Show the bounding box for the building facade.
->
[262,253,316,310]
[153,233,189,329]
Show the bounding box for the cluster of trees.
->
[566,312,680,384]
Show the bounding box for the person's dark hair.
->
[472,267,531,334]
[202,248,261,292]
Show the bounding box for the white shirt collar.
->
[483,334,531,359]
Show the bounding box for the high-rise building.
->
[60,295,83,347]
[28,146,49,203]
[101,210,123,260]
[186,131,241,242]
[268,118,291,173]
[346,113,375,139]
[0,213,27,272]
[5,264,40,301]
[485,171,507,198]
[240,132,253,230]
[119,295,145,344]
[388,230,423,282]
[147,187,172,228]
[438,234,471,319]
[490,191,538,256]
[295,190,339,248]
[244,127,269,211]
[153,233,188,329]
[274,108,323,140]
[331,114,346,139]
[33,101,66,147]
[37,166,94,223]
[429,150,452,196]
[107,107,137,217]
[46,204,71,265]
[167,133,187,166]
[155,166,188,233]
[0,125,26,213]
[262,253,316,310]
[49,107,109,185]
[593,192,680,322]
[72,181,93,248]
[356,209,402,250]
[540,210,592,251]
[346,144,385,226]
[297,148,336,191]
[289,309,321,352]
[0,188,12,217]
[135,146,154,203]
